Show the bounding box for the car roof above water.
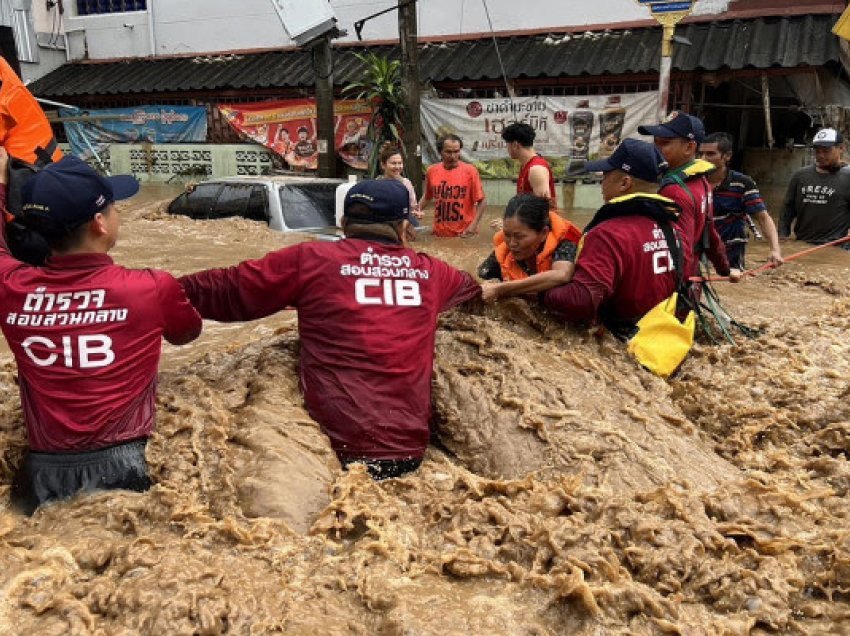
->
[202,175,346,187]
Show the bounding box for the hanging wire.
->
[480,0,513,102]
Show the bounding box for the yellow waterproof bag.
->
[627,292,695,378]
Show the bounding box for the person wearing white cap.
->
[780,127,850,246]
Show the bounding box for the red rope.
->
[689,235,850,283]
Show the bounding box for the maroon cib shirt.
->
[0,185,202,452]
[545,211,678,326]
[179,238,480,461]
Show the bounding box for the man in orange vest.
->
[0,55,64,262]
[0,55,62,167]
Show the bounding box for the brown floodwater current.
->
[1,185,850,634]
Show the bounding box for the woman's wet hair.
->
[379,142,403,166]
[503,194,551,233]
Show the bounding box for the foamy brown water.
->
[0,187,849,634]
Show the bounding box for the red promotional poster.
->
[219,99,372,170]
[334,100,371,171]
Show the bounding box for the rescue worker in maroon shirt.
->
[544,139,682,336]
[638,111,732,279]
[0,152,202,515]
[179,179,481,480]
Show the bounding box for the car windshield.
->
[279,183,337,229]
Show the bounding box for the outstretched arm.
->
[753,210,783,266]
[155,272,202,345]
[179,246,302,322]
[482,261,574,302]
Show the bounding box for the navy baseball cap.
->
[344,178,410,223]
[583,139,668,183]
[21,156,139,234]
[638,111,706,143]
[812,128,844,147]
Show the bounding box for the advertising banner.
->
[218,99,372,170]
[420,93,657,178]
[60,105,208,161]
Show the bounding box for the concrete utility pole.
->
[268,0,339,177]
[313,35,337,178]
[398,0,422,192]
[635,1,694,122]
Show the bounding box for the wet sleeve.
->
[433,259,481,311]
[477,251,502,280]
[780,175,798,237]
[704,219,730,276]
[741,175,767,216]
[153,270,203,345]
[179,245,303,322]
[544,231,618,322]
[542,281,599,323]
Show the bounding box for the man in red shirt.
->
[544,139,680,336]
[1,153,202,515]
[180,179,481,480]
[502,122,557,206]
[419,134,486,237]
[638,111,731,279]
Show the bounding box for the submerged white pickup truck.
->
[167,174,354,234]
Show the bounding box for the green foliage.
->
[343,52,407,177]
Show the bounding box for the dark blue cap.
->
[344,178,410,223]
[583,139,668,183]
[21,156,139,233]
[638,111,706,143]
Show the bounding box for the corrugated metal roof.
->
[29,14,841,99]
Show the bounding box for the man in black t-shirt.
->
[781,128,850,247]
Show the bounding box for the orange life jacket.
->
[493,211,582,281]
[0,56,62,166]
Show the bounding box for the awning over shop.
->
[28,13,841,100]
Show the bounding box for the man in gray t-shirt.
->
[781,128,850,246]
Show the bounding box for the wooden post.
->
[761,74,775,149]
[398,0,422,192]
[314,35,337,178]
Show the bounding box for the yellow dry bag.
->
[627,292,695,378]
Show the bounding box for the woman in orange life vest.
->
[478,193,582,301]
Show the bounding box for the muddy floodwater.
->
[1,184,850,635]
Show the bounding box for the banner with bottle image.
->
[218,99,373,171]
[420,93,657,179]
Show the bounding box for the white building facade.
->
[10,0,732,81]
